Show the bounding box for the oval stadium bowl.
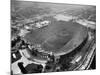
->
[11,1,96,74]
[24,19,88,56]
